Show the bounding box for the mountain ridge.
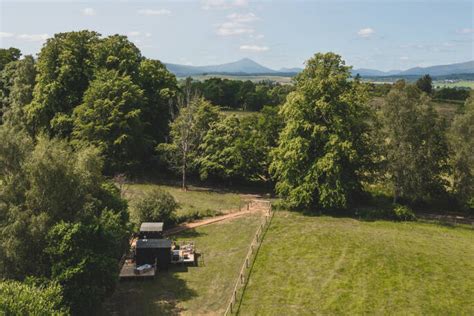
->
[164,58,474,77]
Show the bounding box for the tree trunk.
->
[182,150,187,191]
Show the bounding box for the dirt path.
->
[164,199,271,236]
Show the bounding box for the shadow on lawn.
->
[103,268,198,315]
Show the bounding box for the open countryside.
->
[1,1,473,315]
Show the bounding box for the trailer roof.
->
[136,239,172,249]
[140,222,164,232]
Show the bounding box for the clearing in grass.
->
[238,211,474,315]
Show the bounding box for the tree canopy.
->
[380,81,448,204]
[270,53,372,210]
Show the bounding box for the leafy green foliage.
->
[270,53,373,210]
[392,204,416,221]
[0,47,21,71]
[72,70,146,172]
[157,96,220,189]
[138,59,178,147]
[25,31,100,136]
[0,124,130,312]
[94,34,142,78]
[188,77,294,111]
[434,87,470,101]
[198,115,268,182]
[46,216,126,313]
[1,55,36,128]
[0,280,69,315]
[131,188,178,227]
[448,95,474,211]
[416,74,433,94]
[380,81,448,204]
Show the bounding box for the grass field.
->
[238,211,474,315]
[370,96,461,120]
[105,213,263,315]
[125,183,245,223]
[434,80,474,89]
[180,74,293,84]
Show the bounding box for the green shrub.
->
[132,188,178,227]
[392,204,416,221]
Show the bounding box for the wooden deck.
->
[119,261,156,279]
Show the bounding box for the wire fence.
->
[223,200,274,316]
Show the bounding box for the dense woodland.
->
[0,31,473,313]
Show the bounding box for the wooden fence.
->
[223,200,274,315]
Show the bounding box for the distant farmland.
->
[178,74,294,84]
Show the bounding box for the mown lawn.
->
[125,183,245,222]
[238,211,474,315]
[105,213,263,315]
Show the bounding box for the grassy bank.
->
[238,211,474,315]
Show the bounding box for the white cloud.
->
[127,31,141,37]
[137,9,171,16]
[17,33,49,42]
[227,12,258,23]
[240,44,269,52]
[145,32,152,37]
[399,56,409,61]
[0,32,14,38]
[357,27,375,38]
[82,8,96,16]
[217,22,254,36]
[217,12,260,37]
[202,0,248,10]
[249,33,264,39]
[457,28,474,34]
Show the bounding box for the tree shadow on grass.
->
[103,268,198,316]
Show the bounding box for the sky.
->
[0,0,473,71]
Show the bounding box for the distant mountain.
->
[279,67,303,73]
[165,58,275,76]
[351,68,401,77]
[164,58,474,78]
[353,61,474,77]
[398,61,474,76]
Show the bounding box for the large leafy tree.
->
[0,125,130,313]
[270,52,372,210]
[448,95,474,210]
[25,31,100,136]
[158,96,220,190]
[380,81,448,203]
[72,70,146,172]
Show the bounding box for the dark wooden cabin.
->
[135,239,172,270]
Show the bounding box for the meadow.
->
[238,211,474,315]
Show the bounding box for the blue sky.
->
[1,0,473,71]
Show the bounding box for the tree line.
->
[0,30,473,313]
